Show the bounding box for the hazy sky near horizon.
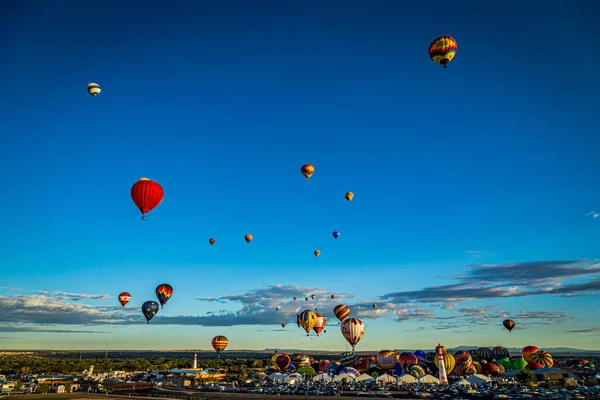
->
[1,0,599,352]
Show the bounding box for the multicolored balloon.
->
[244,234,253,243]
[434,351,456,375]
[313,313,327,336]
[428,36,458,68]
[301,164,315,179]
[522,346,540,363]
[531,350,553,368]
[503,319,515,333]
[333,304,350,321]
[212,335,228,357]
[314,250,320,257]
[118,292,131,307]
[155,284,173,309]
[209,238,216,245]
[87,82,101,97]
[340,317,365,351]
[298,310,317,336]
[376,350,398,370]
[131,178,164,219]
[141,301,159,324]
[275,353,291,371]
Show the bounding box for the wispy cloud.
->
[565,327,600,333]
[52,291,111,301]
[466,250,495,258]
[0,325,110,334]
[586,211,599,219]
[381,260,600,305]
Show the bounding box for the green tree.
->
[371,372,379,379]
[64,381,72,393]
[517,369,535,386]
[37,383,50,394]
[13,381,23,393]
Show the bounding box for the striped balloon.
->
[333,304,350,321]
[340,317,365,351]
[434,351,456,375]
[477,347,494,362]
[155,284,173,308]
[428,36,458,68]
[339,351,357,367]
[492,346,510,360]
[87,82,101,97]
[211,335,228,356]
[531,350,553,368]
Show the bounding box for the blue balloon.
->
[141,301,160,324]
[332,231,340,239]
[393,362,403,376]
[414,350,426,360]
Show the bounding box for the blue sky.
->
[0,0,599,352]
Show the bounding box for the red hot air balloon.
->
[118,292,131,307]
[503,319,515,333]
[131,178,164,219]
[209,238,216,245]
[276,354,291,371]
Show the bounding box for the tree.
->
[371,372,379,379]
[13,381,23,393]
[64,381,72,393]
[517,369,535,386]
[37,383,50,394]
[20,366,31,375]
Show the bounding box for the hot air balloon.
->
[298,310,317,336]
[434,351,456,375]
[276,354,291,371]
[314,250,320,257]
[313,313,327,336]
[293,297,297,301]
[428,36,458,68]
[304,297,309,301]
[281,323,286,328]
[301,164,315,179]
[372,304,377,309]
[87,82,101,97]
[341,317,365,352]
[503,319,515,333]
[319,360,331,373]
[333,304,350,321]
[331,295,335,299]
[311,295,316,300]
[155,284,173,309]
[141,301,159,324]
[377,350,398,370]
[344,192,354,202]
[492,346,510,360]
[315,307,319,311]
[275,307,279,311]
[332,231,340,239]
[209,238,216,245]
[211,335,228,357]
[522,346,540,363]
[131,178,164,219]
[118,292,131,307]
[531,350,553,368]
[477,347,494,362]
[244,234,253,243]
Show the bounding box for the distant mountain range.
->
[4,346,599,358]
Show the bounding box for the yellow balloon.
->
[434,352,456,375]
[344,192,354,202]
